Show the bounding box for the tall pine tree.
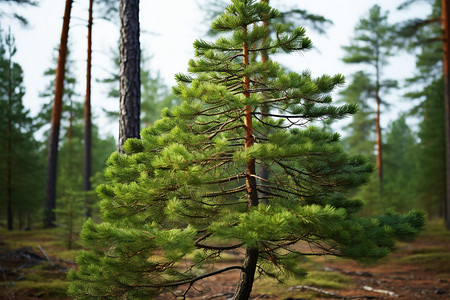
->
[39,46,116,228]
[342,5,397,185]
[408,78,446,217]
[69,1,424,298]
[118,0,141,153]
[0,28,44,230]
[44,0,73,228]
[83,0,120,203]
[397,0,447,221]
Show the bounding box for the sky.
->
[3,0,431,139]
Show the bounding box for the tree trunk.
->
[257,0,270,205]
[441,0,450,229]
[232,25,259,300]
[7,51,13,231]
[232,247,259,300]
[44,0,73,228]
[84,0,93,217]
[375,91,383,184]
[374,58,383,186]
[118,0,141,153]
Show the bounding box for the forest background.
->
[7,0,425,138]
[0,0,449,298]
[0,0,445,241]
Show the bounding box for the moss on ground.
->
[1,280,69,298]
[0,218,449,298]
[253,270,352,299]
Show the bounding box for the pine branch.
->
[208,124,246,140]
[198,103,227,115]
[261,96,290,104]
[253,111,306,118]
[196,242,244,250]
[199,107,238,117]
[127,266,246,289]
[204,173,247,184]
[202,185,247,198]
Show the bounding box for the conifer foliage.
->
[69,1,425,298]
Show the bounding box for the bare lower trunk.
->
[232,247,259,300]
[7,55,12,231]
[119,0,141,153]
[375,93,382,184]
[7,146,12,230]
[44,0,73,228]
[84,0,93,217]
[45,123,60,228]
[442,0,450,230]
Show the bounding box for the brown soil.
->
[157,236,450,299]
[1,229,449,299]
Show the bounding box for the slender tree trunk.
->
[18,211,23,230]
[44,0,73,228]
[441,0,450,229]
[375,91,382,183]
[118,0,141,153]
[6,124,12,230]
[375,61,383,185]
[7,54,13,231]
[68,100,73,142]
[257,0,270,205]
[232,25,259,300]
[232,247,259,300]
[84,0,93,217]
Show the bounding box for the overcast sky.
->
[3,0,430,138]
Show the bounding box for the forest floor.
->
[0,219,449,299]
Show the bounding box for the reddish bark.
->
[232,26,259,300]
[44,0,73,228]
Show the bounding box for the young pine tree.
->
[53,189,85,250]
[69,1,424,298]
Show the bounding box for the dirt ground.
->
[157,232,450,300]
[1,222,450,299]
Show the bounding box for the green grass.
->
[420,219,450,242]
[253,270,352,299]
[0,260,70,298]
[396,219,450,271]
[400,251,450,273]
[1,280,69,298]
[0,227,77,299]
[1,228,57,246]
[1,218,449,298]
[57,249,80,261]
[0,227,81,257]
